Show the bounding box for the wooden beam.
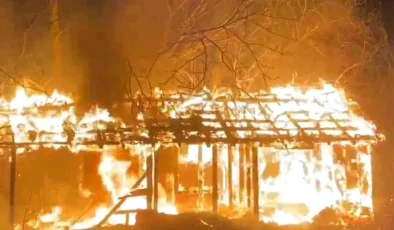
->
[212,144,218,213]
[95,172,148,227]
[119,188,148,199]
[95,198,126,227]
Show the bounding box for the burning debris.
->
[0,84,382,229]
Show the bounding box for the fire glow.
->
[2,84,381,229]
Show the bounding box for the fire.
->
[39,206,62,223]
[0,84,381,229]
[71,152,177,229]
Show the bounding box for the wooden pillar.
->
[246,145,252,209]
[252,145,259,217]
[197,145,205,210]
[212,145,218,213]
[125,213,129,225]
[146,147,153,210]
[153,145,159,211]
[239,144,246,205]
[228,145,233,208]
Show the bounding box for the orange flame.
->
[4,84,380,229]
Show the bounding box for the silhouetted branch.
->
[0,67,48,94]
[20,14,39,58]
[153,0,312,91]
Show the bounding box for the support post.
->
[246,145,252,208]
[212,145,218,213]
[153,145,159,211]
[125,213,129,225]
[197,145,205,210]
[228,145,233,208]
[252,145,259,218]
[9,134,16,229]
[146,146,153,210]
[239,144,246,205]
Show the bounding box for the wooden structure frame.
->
[0,86,381,227]
[88,88,380,226]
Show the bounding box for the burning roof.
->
[3,83,381,229]
[0,83,382,153]
[133,83,381,145]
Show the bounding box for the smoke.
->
[69,0,127,109]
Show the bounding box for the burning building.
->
[0,84,383,229]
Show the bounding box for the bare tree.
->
[131,0,315,92]
[118,0,393,96]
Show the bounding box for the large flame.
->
[3,84,380,229]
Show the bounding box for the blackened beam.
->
[95,198,126,227]
[252,146,259,217]
[125,96,328,104]
[125,211,130,225]
[212,144,218,213]
[227,145,233,208]
[119,188,147,198]
[0,135,377,148]
[118,172,147,199]
[144,117,358,125]
[147,152,153,210]
[239,144,246,205]
[134,136,377,145]
[0,103,74,114]
[178,188,213,195]
[146,125,362,132]
[246,146,251,208]
[153,149,159,211]
[197,144,204,210]
[96,171,148,227]
[312,97,354,140]
[115,209,146,215]
[0,117,375,138]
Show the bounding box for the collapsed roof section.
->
[0,84,383,152]
[131,84,380,146]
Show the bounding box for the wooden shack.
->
[94,86,381,226]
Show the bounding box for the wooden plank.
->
[95,198,126,227]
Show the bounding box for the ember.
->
[0,84,382,229]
